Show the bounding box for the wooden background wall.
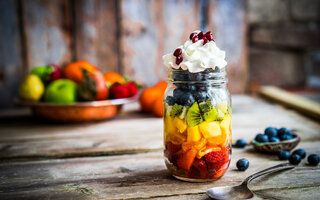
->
[0,0,247,109]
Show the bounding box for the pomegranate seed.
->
[203,38,208,45]
[192,36,199,43]
[176,55,183,65]
[173,48,182,56]
[205,32,214,41]
[189,33,197,40]
[198,32,204,39]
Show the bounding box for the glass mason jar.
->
[163,67,231,182]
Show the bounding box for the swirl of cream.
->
[162,31,227,73]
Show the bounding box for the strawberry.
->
[126,81,138,97]
[110,83,129,99]
[189,159,208,178]
[164,142,181,163]
[205,151,225,174]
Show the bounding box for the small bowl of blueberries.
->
[250,127,300,153]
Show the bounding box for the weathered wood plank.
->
[0,0,23,109]
[120,0,200,86]
[0,96,319,159]
[74,0,119,72]
[207,0,248,93]
[0,142,319,199]
[22,0,72,69]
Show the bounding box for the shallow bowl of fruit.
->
[15,96,138,123]
[251,127,300,153]
[17,61,140,122]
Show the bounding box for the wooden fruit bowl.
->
[251,134,300,153]
[15,96,138,123]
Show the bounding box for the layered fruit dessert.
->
[162,30,231,181]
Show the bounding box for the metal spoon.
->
[207,163,294,199]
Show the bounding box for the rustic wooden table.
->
[0,95,319,199]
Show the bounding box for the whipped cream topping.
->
[162,30,227,73]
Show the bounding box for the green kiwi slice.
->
[199,99,218,122]
[186,102,203,127]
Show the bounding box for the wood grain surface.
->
[0,0,24,109]
[0,95,319,199]
[74,0,119,72]
[0,96,319,160]
[120,0,200,85]
[208,0,248,93]
[22,0,72,69]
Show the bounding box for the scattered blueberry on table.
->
[236,158,249,171]
[289,154,301,165]
[235,139,247,148]
[307,154,319,166]
[292,149,306,159]
[278,151,290,160]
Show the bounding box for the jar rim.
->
[167,67,227,84]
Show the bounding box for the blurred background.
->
[0,0,319,109]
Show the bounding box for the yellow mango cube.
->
[173,117,187,133]
[199,121,221,138]
[220,115,231,136]
[187,126,202,142]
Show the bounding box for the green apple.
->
[44,79,78,104]
[31,66,53,83]
[19,74,44,101]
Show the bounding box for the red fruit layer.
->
[165,145,230,179]
[188,159,208,178]
[164,142,181,163]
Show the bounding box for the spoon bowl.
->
[207,163,294,199]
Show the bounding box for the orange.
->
[139,87,162,113]
[153,80,167,93]
[63,61,99,84]
[103,72,126,85]
[152,97,164,117]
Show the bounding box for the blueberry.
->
[255,133,269,143]
[165,96,175,106]
[289,154,301,165]
[280,134,293,141]
[308,154,320,166]
[192,91,207,102]
[173,88,184,104]
[277,127,292,138]
[236,158,249,171]
[278,151,290,160]
[235,139,247,148]
[179,92,195,106]
[264,127,277,138]
[269,137,280,143]
[292,149,306,159]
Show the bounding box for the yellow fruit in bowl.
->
[199,121,221,138]
[19,74,44,101]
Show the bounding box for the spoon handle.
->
[242,163,294,185]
